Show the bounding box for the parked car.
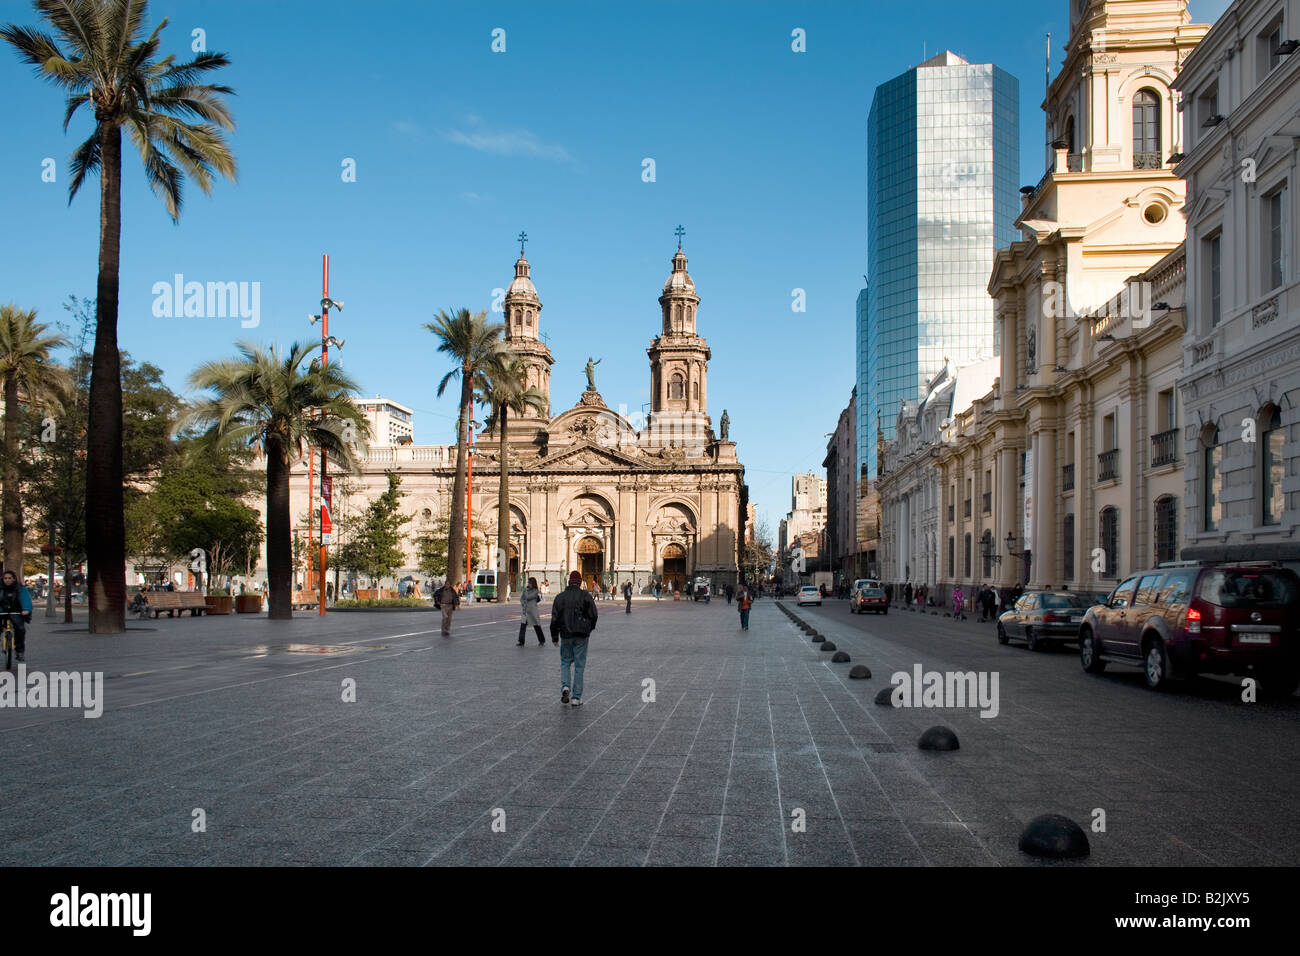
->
[796,585,822,606]
[852,587,888,615]
[1078,563,1300,697]
[997,590,1094,650]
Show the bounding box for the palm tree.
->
[0,304,71,575]
[2,0,237,633]
[426,308,505,587]
[479,354,547,602]
[181,341,368,620]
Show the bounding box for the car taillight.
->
[1042,613,1057,623]
[1185,607,1201,635]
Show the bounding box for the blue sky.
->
[0,0,1230,534]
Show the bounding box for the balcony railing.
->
[982,491,992,514]
[1133,151,1162,170]
[1062,463,1075,491]
[964,499,972,518]
[1151,428,1179,467]
[1098,448,1120,482]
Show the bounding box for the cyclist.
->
[0,569,33,662]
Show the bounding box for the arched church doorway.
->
[577,536,604,591]
[508,544,520,589]
[662,542,687,592]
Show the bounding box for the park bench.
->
[141,591,208,618]
[291,591,319,610]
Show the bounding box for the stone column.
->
[1036,427,1057,587]
[998,445,1017,589]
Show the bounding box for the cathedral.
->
[275,241,749,594]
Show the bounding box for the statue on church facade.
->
[584,357,601,391]
[720,410,730,441]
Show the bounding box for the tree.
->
[0,303,70,575]
[337,472,411,588]
[415,514,485,583]
[425,308,504,587]
[2,0,237,633]
[127,439,263,590]
[181,341,368,620]
[478,353,547,601]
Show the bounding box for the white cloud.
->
[443,125,573,163]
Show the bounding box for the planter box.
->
[235,594,262,613]
[355,589,394,600]
[205,595,233,615]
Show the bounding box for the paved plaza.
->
[1,596,1296,866]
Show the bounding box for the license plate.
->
[1070,616,1082,623]
[1237,632,1273,644]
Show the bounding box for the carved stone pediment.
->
[543,442,645,471]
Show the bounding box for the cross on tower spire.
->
[674,224,685,250]
[517,230,528,255]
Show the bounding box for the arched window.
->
[1064,113,1075,154]
[674,305,683,328]
[692,381,699,401]
[1203,426,1222,531]
[525,310,532,327]
[963,533,972,578]
[981,530,994,578]
[669,374,685,400]
[948,536,955,576]
[1132,88,1161,168]
[1154,496,1178,564]
[1263,408,1285,526]
[1100,507,1119,578]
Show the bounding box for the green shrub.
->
[207,587,231,597]
[332,597,429,608]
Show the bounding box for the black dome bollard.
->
[874,686,897,706]
[831,651,850,663]
[917,726,960,751]
[1019,815,1091,859]
[811,634,825,643]
[849,664,871,678]
[819,641,837,652]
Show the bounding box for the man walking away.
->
[623,580,632,614]
[904,582,913,607]
[0,570,33,662]
[519,577,545,645]
[737,584,752,631]
[551,571,598,706]
[435,580,460,636]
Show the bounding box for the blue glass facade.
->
[859,54,1018,479]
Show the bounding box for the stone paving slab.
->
[1,596,1296,866]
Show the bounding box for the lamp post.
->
[466,420,482,594]
[309,256,345,616]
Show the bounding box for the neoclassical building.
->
[1174,0,1300,568]
[259,242,747,594]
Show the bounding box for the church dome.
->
[662,249,695,294]
[507,255,538,299]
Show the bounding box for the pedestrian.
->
[904,581,913,606]
[0,569,33,662]
[705,582,711,605]
[435,579,460,636]
[551,570,598,706]
[623,580,632,614]
[518,576,546,645]
[737,584,752,630]
[952,585,965,620]
[654,580,661,600]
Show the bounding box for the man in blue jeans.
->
[550,570,598,706]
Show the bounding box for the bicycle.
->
[0,611,21,670]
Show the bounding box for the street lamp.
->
[467,419,483,591]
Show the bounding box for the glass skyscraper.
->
[859,51,1019,479]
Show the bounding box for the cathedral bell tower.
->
[502,235,553,421]
[648,233,712,420]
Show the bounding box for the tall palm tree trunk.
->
[446,367,471,587]
[266,445,292,620]
[86,122,125,634]
[2,370,21,575]
[497,404,509,603]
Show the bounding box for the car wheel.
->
[1258,669,1300,701]
[1143,639,1171,690]
[997,624,1008,645]
[1025,628,1039,652]
[883,607,888,615]
[1080,629,1106,673]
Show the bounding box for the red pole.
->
[319,254,329,616]
[466,421,474,590]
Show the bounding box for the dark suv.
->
[1078,563,1300,697]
